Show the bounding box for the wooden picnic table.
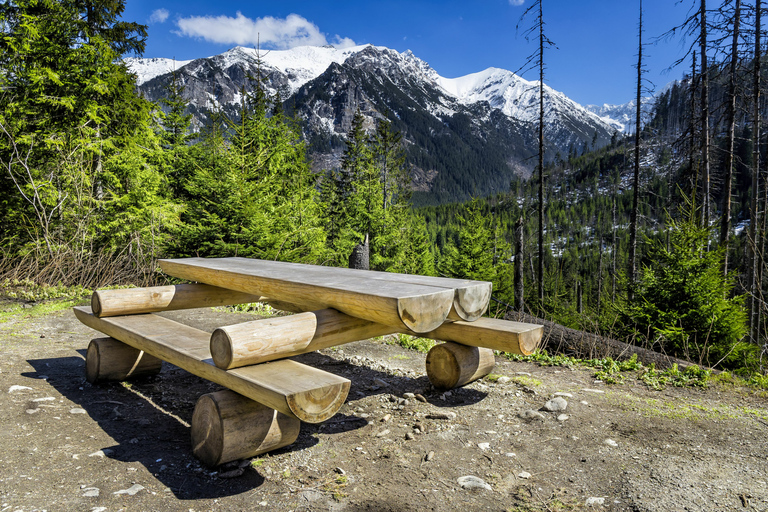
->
[75,257,543,467]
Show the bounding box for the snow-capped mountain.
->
[129,44,621,203]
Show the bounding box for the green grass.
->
[503,350,765,391]
[1,279,91,303]
[389,333,436,353]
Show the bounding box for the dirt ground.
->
[1,301,767,512]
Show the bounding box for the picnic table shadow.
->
[24,349,486,500]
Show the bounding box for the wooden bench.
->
[75,257,542,467]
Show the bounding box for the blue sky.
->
[124,0,694,107]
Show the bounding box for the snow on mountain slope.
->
[125,57,193,85]
[128,45,375,94]
[126,44,616,136]
[437,67,615,134]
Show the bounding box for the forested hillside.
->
[1,0,767,378]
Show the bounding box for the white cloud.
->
[509,0,525,5]
[150,8,169,24]
[175,12,356,50]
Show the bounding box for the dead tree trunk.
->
[720,0,741,276]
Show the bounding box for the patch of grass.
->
[485,373,503,382]
[224,302,276,315]
[512,375,542,387]
[506,350,725,391]
[639,364,711,390]
[323,474,348,501]
[390,354,411,360]
[390,333,436,353]
[251,459,264,468]
[608,393,742,421]
[0,278,91,302]
[0,299,83,324]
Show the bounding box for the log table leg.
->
[191,390,301,467]
[85,337,162,384]
[425,342,495,390]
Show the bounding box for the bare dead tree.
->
[720,0,742,276]
[516,0,556,312]
[747,0,762,343]
[628,0,646,297]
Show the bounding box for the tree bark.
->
[720,0,741,276]
[628,0,644,299]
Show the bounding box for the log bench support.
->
[425,342,496,390]
[191,390,301,467]
[85,337,162,383]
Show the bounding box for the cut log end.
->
[85,337,162,383]
[448,283,492,322]
[286,381,351,424]
[518,325,544,355]
[209,328,235,370]
[397,289,454,333]
[191,390,300,467]
[425,342,495,390]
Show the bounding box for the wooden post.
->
[425,342,495,390]
[191,390,300,467]
[85,337,162,383]
[91,284,262,318]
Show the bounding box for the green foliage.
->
[438,198,513,312]
[0,0,179,285]
[506,350,715,390]
[171,74,325,262]
[618,198,747,368]
[391,333,436,353]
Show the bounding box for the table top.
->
[159,257,492,333]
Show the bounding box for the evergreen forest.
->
[2,0,768,377]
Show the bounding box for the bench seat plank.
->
[73,306,349,424]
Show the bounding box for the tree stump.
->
[425,342,495,390]
[348,233,370,270]
[191,390,301,467]
[85,337,162,384]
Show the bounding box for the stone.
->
[557,414,569,422]
[426,412,456,420]
[583,389,605,394]
[604,439,618,447]
[8,385,32,393]
[414,394,427,403]
[518,409,546,421]
[478,443,490,451]
[113,484,144,496]
[457,476,492,491]
[496,376,511,384]
[554,392,573,398]
[544,397,568,412]
[376,429,390,438]
[586,497,606,506]
[405,433,415,440]
[70,408,87,414]
[403,393,415,399]
[82,488,99,497]
[518,471,532,479]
